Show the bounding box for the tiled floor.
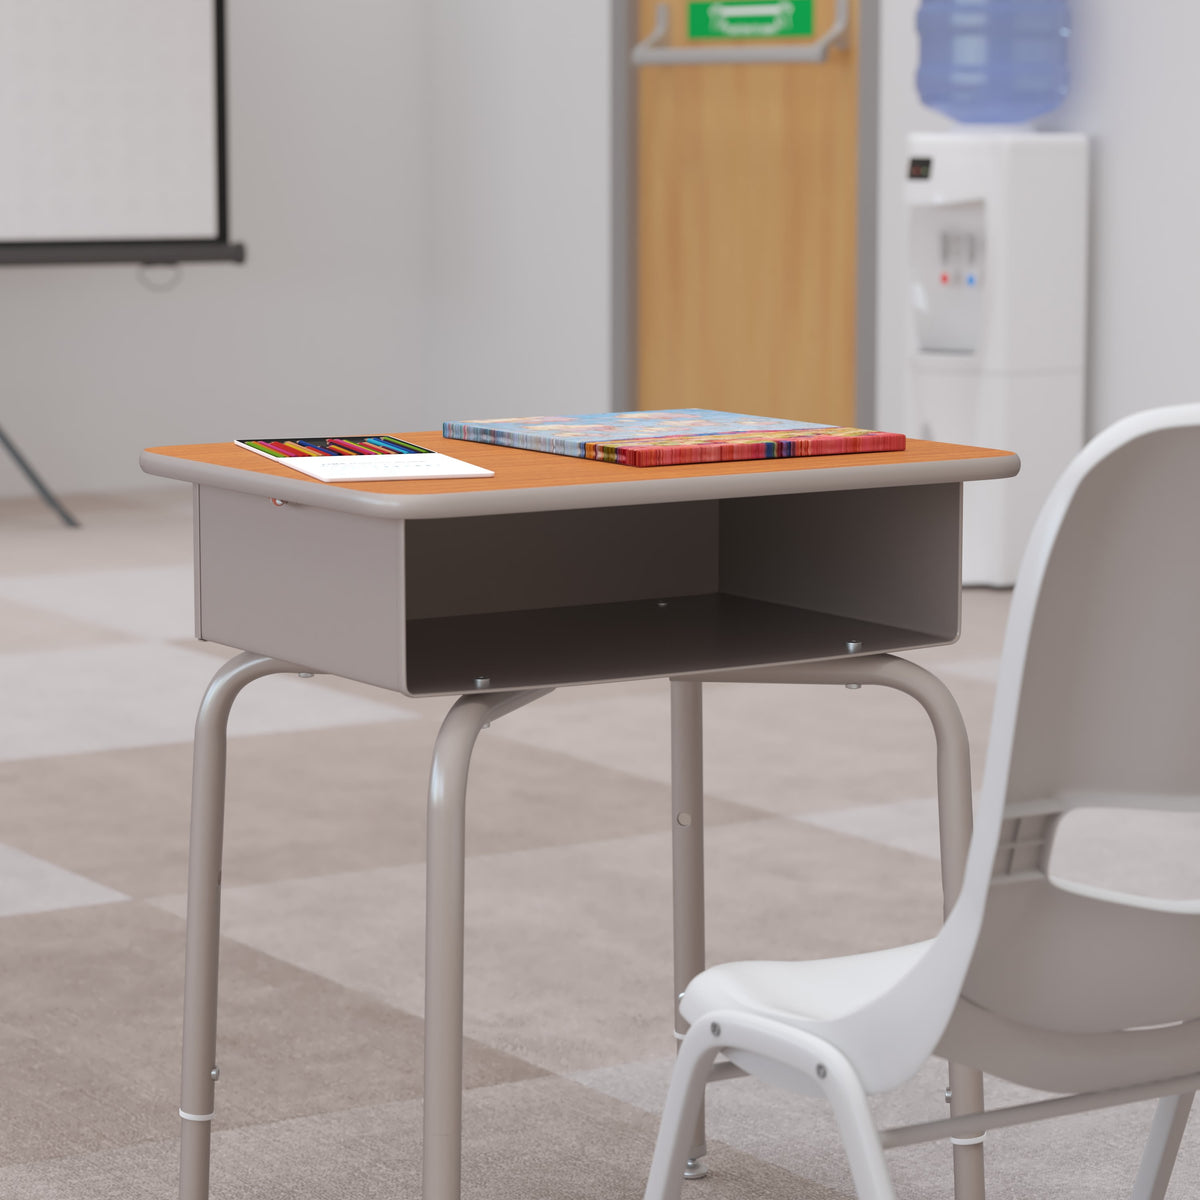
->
[0,487,1196,1199]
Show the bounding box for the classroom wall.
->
[0,0,614,502]
[876,1,1200,438]
[1041,6,1200,432]
[425,1,612,422]
[0,0,433,500]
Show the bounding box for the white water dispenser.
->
[907,131,1088,586]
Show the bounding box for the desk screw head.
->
[210,1066,220,1081]
[298,672,313,679]
[845,682,862,690]
[473,676,490,689]
[846,639,863,653]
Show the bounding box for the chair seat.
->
[681,940,932,1029]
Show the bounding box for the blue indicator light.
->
[966,274,977,287]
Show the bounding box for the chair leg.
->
[1130,1092,1194,1200]
[644,1026,722,1200]
[645,1013,898,1200]
[820,1056,899,1200]
[949,1061,986,1200]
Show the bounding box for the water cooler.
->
[906,130,1088,585]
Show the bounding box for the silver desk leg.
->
[670,681,708,1180]
[179,652,310,1200]
[423,688,553,1200]
[689,654,985,1200]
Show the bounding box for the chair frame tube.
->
[686,653,985,1200]
[879,1074,1200,1150]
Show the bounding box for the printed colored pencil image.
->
[239,436,431,457]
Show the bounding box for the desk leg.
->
[689,655,986,1200]
[423,688,552,1200]
[670,680,708,1180]
[179,652,308,1200]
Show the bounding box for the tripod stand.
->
[0,425,79,527]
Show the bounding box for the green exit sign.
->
[688,0,814,39]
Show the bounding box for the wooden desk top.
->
[142,431,1019,520]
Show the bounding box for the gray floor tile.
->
[0,723,764,897]
[0,1075,834,1200]
[0,842,128,915]
[0,642,410,762]
[796,796,944,861]
[0,594,131,654]
[0,488,194,576]
[0,901,540,1170]
[155,818,941,1074]
[0,564,197,641]
[489,674,998,816]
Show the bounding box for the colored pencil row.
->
[244,435,428,458]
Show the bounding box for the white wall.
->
[1042,7,1200,433]
[0,0,613,501]
[0,0,433,499]
[426,1,611,422]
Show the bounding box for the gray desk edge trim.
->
[140,449,1020,519]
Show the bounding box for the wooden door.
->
[636,0,861,426]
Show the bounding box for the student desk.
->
[142,432,1018,1200]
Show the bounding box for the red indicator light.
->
[940,272,950,285]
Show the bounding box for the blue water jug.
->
[917,1,1071,124]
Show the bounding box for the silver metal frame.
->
[422,688,555,1198]
[179,653,312,1200]
[632,0,851,66]
[672,654,985,1199]
[671,680,709,1178]
[177,647,986,1199]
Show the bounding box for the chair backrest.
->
[822,404,1200,1094]
[965,406,1200,1039]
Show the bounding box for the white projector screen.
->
[0,0,241,263]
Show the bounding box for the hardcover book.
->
[443,409,905,467]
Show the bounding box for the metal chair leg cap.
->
[684,1157,709,1180]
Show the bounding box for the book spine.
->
[442,423,589,457]
[606,432,906,467]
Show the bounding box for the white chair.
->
[643,403,1200,1200]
